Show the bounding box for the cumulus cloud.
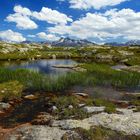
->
[37,32,59,41]
[6,5,72,30]
[6,13,38,30]
[58,0,130,10]
[6,5,38,30]
[14,5,32,16]
[32,7,73,25]
[48,8,140,42]
[0,30,26,42]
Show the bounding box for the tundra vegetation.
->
[0,42,140,139]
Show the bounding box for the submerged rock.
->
[0,102,12,117]
[52,65,87,72]
[31,112,54,125]
[52,64,75,69]
[0,102,11,111]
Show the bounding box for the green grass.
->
[81,63,140,90]
[80,97,117,113]
[0,80,24,101]
[0,62,140,93]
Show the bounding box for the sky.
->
[0,0,140,43]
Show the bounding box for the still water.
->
[1,59,77,75]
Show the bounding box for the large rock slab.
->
[52,112,140,135]
[6,126,67,140]
[86,112,140,135]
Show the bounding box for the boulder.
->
[72,93,88,98]
[83,106,105,113]
[52,106,58,111]
[24,94,37,100]
[68,105,73,109]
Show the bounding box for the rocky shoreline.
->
[0,92,140,140]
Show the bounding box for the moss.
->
[0,80,24,101]
[62,126,140,140]
[131,100,140,106]
[58,107,89,119]
[104,106,116,114]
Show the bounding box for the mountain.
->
[104,42,125,46]
[52,37,96,47]
[125,40,140,46]
[105,40,140,46]
[21,40,35,44]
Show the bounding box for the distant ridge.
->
[52,37,96,47]
[125,40,140,46]
[105,40,140,46]
[1,37,140,47]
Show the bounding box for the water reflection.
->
[1,59,77,76]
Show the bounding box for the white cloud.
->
[58,0,130,10]
[14,5,32,16]
[0,30,26,42]
[6,5,38,30]
[32,7,72,25]
[49,8,140,42]
[6,13,38,30]
[37,32,59,41]
[6,5,72,30]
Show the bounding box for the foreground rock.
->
[83,106,105,113]
[6,126,67,140]
[52,112,140,135]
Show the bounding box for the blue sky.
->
[0,0,140,43]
